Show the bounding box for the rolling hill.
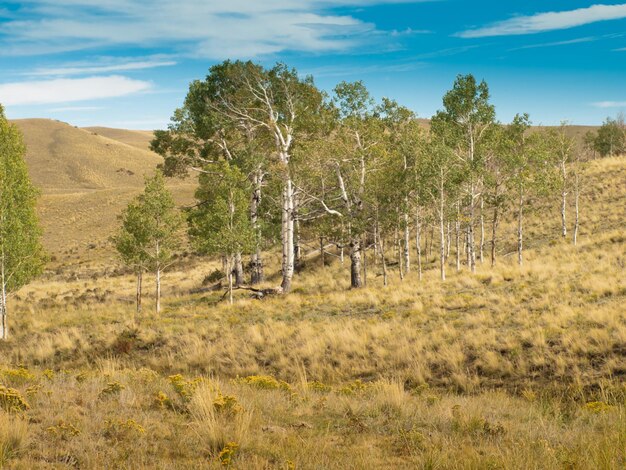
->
[12,119,195,263]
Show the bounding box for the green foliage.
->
[0,105,45,295]
[589,115,626,157]
[188,162,255,259]
[113,170,183,272]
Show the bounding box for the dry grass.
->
[0,148,624,467]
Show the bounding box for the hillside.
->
[0,155,624,468]
[83,126,155,152]
[12,119,195,262]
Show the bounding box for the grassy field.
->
[0,127,624,468]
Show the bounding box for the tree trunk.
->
[234,252,244,287]
[428,225,434,260]
[380,237,388,287]
[403,204,410,274]
[136,271,142,314]
[349,239,362,288]
[294,207,303,272]
[0,259,7,340]
[227,256,234,305]
[491,206,499,268]
[281,177,295,293]
[455,204,461,273]
[362,236,367,287]
[479,196,484,264]
[517,191,524,266]
[560,159,567,239]
[446,220,451,261]
[319,236,326,267]
[573,173,580,246]
[250,168,264,285]
[439,173,446,281]
[156,266,161,314]
[415,206,422,281]
[398,227,404,282]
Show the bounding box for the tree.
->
[591,115,626,157]
[421,138,461,281]
[545,124,576,239]
[195,61,324,293]
[0,105,45,339]
[306,81,383,288]
[432,74,495,273]
[188,162,255,304]
[113,200,150,315]
[152,73,270,286]
[115,171,183,314]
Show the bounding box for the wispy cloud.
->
[509,37,597,51]
[29,59,176,77]
[457,4,626,38]
[592,100,626,108]
[1,0,434,58]
[48,106,105,112]
[0,76,151,106]
[303,60,426,78]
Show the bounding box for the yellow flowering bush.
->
[217,441,239,466]
[103,418,145,441]
[0,385,30,412]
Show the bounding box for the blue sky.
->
[1,1,626,129]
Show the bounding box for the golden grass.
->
[0,151,624,467]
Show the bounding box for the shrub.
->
[0,385,30,412]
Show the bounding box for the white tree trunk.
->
[415,207,422,281]
[439,177,446,281]
[227,255,234,305]
[349,239,362,288]
[0,257,7,340]
[234,252,244,287]
[479,196,484,264]
[280,177,295,293]
[573,173,580,246]
[250,167,264,284]
[455,204,461,273]
[561,160,567,239]
[403,203,410,274]
[155,241,161,314]
[517,191,524,266]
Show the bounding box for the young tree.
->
[422,138,461,281]
[113,200,150,315]
[0,105,45,339]
[116,171,183,314]
[546,124,576,239]
[432,74,495,273]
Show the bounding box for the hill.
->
[12,119,195,263]
[83,126,155,152]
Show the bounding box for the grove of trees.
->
[145,61,595,297]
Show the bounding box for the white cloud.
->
[0,75,151,106]
[592,101,626,108]
[457,4,626,38]
[29,59,176,77]
[48,106,104,112]
[509,37,597,51]
[1,0,431,58]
